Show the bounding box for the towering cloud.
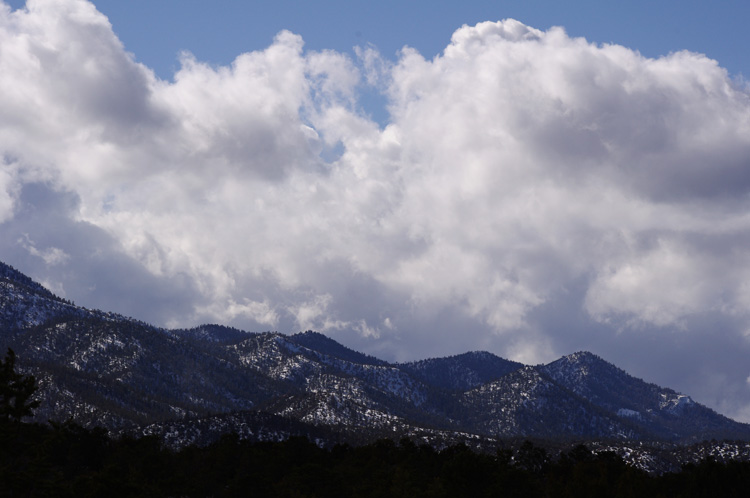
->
[1,2,750,420]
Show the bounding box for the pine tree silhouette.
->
[0,348,40,422]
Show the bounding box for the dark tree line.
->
[3,426,750,497]
[1,349,750,497]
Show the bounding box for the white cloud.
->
[2,2,750,400]
[287,293,351,333]
[0,161,18,223]
[584,238,746,328]
[221,299,279,328]
[19,234,70,266]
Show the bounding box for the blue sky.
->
[2,0,750,423]
[71,1,750,128]
[8,1,748,81]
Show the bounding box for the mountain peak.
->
[175,324,255,343]
[288,330,384,366]
[543,351,635,389]
[398,350,523,391]
[560,351,604,364]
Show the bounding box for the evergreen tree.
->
[0,348,40,422]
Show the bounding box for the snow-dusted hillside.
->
[2,259,750,447]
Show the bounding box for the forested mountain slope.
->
[2,260,749,445]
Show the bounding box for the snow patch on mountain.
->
[617,408,642,420]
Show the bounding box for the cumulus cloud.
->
[0,160,18,223]
[18,233,70,266]
[2,3,750,418]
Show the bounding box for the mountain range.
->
[2,260,750,456]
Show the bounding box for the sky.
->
[1,0,750,423]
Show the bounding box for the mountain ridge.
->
[1,260,749,449]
